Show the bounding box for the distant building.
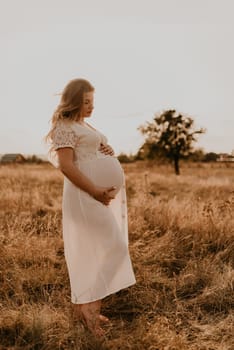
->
[217,153,234,162]
[1,153,26,163]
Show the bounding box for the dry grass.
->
[0,161,233,350]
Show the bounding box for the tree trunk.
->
[174,156,180,175]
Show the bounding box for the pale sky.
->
[1,0,234,156]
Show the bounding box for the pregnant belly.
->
[78,156,124,195]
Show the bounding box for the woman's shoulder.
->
[51,120,79,143]
[55,119,76,130]
[53,120,82,135]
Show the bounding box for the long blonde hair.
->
[45,78,95,143]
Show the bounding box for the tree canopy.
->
[138,109,205,174]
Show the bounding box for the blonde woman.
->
[46,78,136,337]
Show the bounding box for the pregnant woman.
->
[46,78,136,337]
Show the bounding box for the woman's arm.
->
[57,147,115,205]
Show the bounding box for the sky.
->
[1,0,234,156]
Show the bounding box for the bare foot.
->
[79,305,106,338]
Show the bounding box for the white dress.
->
[51,120,136,304]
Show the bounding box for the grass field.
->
[0,161,233,350]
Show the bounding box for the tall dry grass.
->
[0,162,233,349]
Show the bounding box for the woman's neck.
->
[76,117,85,124]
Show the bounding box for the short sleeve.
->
[52,122,77,150]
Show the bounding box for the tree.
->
[138,109,205,174]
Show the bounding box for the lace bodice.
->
[50,121,109,166]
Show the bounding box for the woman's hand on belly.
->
[93,186,116,206]
[99,143,114,156]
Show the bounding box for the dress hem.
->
[70,280,136,305]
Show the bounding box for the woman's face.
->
[81,91,94,118]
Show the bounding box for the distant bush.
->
[117,153,136,163]
[203,152,219,162]
[25,155,43,164]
